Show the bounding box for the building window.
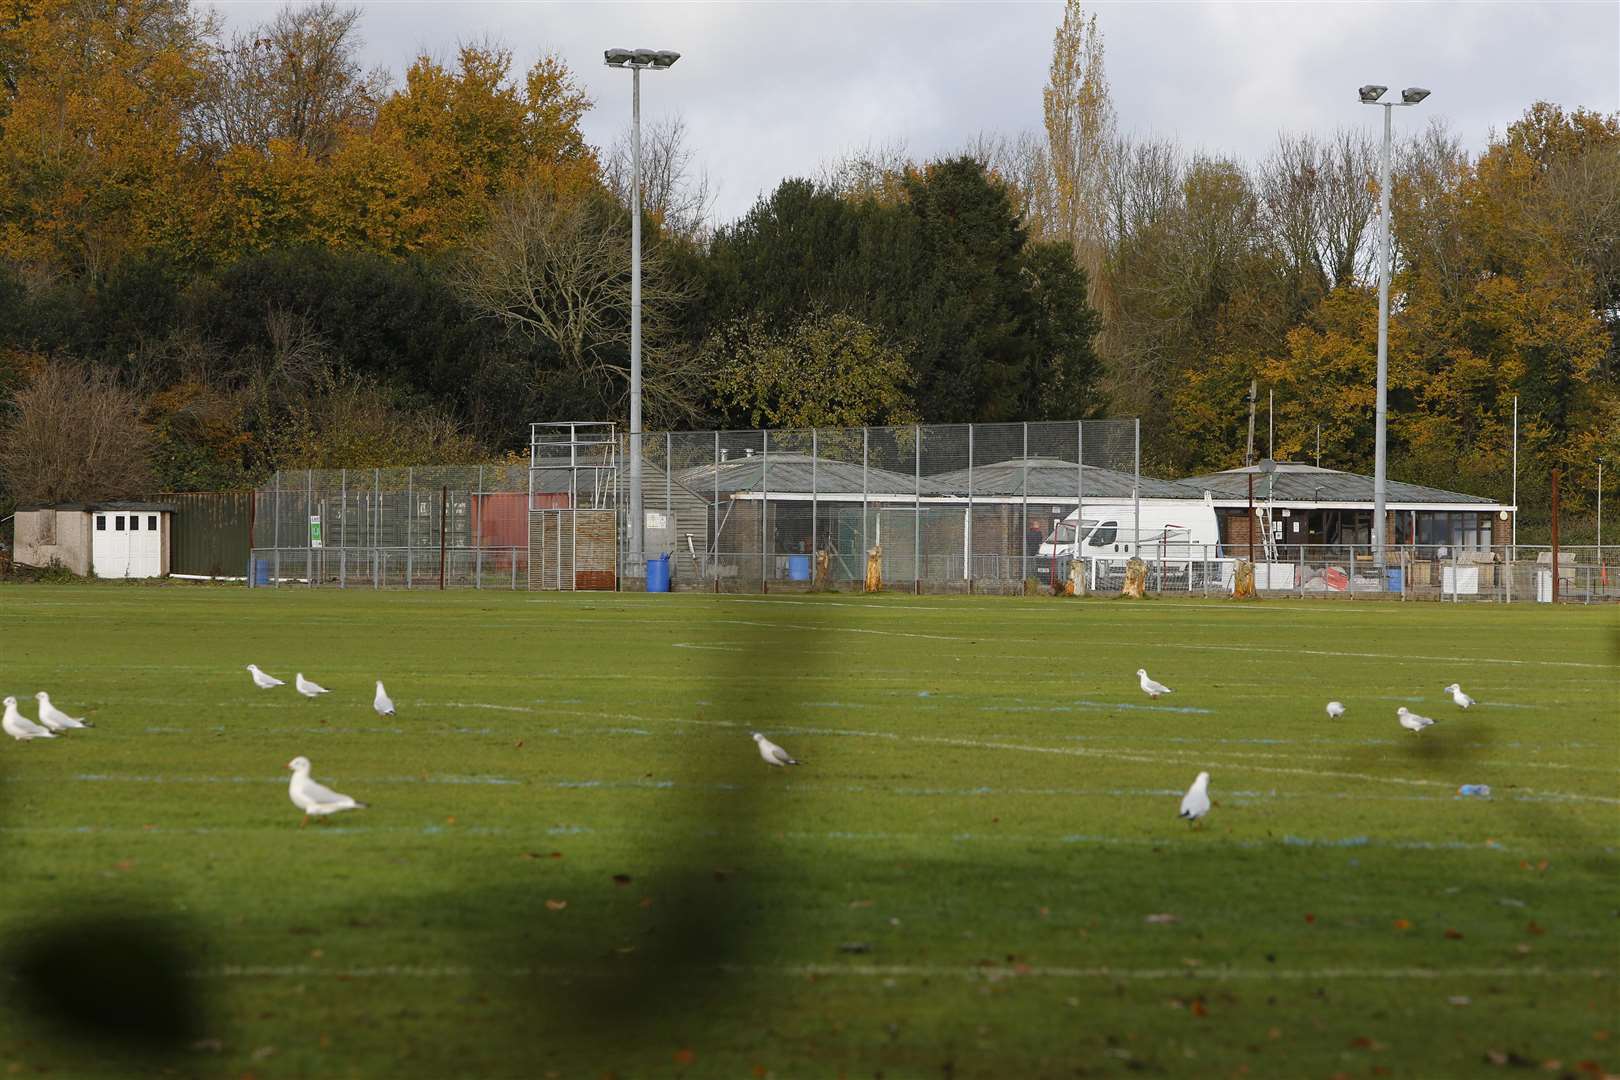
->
[39,509,56,545]
[148,515,158,530]
[129,516,140,531]
[96,515,106,531]
[115,516,125,531]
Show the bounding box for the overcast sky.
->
[211,1,1620,223]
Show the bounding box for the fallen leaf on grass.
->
[115,859,135,872]
[549,851,563,859]
[1444,928,1465,940]
[713,869,732,883]
[544,899,567,911]
[514,740,524,749]
[519,852,540,861]
[673,1048,695,1066]
[752,1066,768,1079]
[838,942,871,954]
[849,899,874,909]
[611,874,632,886]
[1189,1000,1207,1018]
[638,897,654,909]
[1393,919,1413,931]
[1304,913,1316,924]
[1542,1060,1562,1071]
[1143,913,1178,924]
[1527,921,1546,935]
[1448,995,1471,1006]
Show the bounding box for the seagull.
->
[1326,701,1346,720]
[286,756,367,825]
[1443,683,1474,709]
[3,697,55,741]
[1179,771,1211,825]
[1397,707,1435,734]
[1137,669,1173,699]
[35,692,91,731]
[247,664,284,689]
[752,732,800,767]
[373,681,395,717]
[294,673,330,699]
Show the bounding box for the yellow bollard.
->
[1120,557,1148,599]
[1232,560,1257,599]
[864,545,882,593]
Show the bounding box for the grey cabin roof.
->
[927,458,1206,500]
[1179,464,1504,507]
[16,501,177,513]
[677,453,922,496]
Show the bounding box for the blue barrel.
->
[788,554,812,581]
[646,553,671,593]
[253,558,270,587]
[1385,567,1404,593]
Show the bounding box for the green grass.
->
[0,584,1616,1079]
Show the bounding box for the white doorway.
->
[92,511,163,578]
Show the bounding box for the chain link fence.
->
[244,419,1612,603]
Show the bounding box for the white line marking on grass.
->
[673,642,745,652]
[992,700,1215,716]
[193,962,1616,981]
[67,774,521,785]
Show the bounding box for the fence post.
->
[811,428,819,585]
[1021,423,1029,585]
[307,469,315,588]
[914,424,922,594]
[439,486,448,590]
[1076,419,1084,570]
[713,430,720,592]
[406,468,414,589]
[372,468,381,589]
[273,471,281,587]
[861,428,869,590]
[761,429,769,591]
[966,425,974,588]
[1133,419,1141,570]
[1551,468,1561,604]
[476,465,484,590]
[339,469,347,589]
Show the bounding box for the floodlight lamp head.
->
[653,50,680,68]
[1401,87,1431,104]
[604,48,634,66]
[1358,84,1388,103]
[633,48,658,66]
[1258,458,1277,475]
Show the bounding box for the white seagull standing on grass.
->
[247,664,284,689]
[1137,669,1173,699]
[35,692,91,731]
[3,697,55,741]
[1179,771,1212,825]
[1326,701,1346,720]
[753,732,801,768]
[1397,707,1436,734]
[294,673,330,699]
[1443,683,1475,709]
[373,681,395,717]
[286,756,367,825]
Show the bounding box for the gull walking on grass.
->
[1325,701,1346,720]
[3,697,55,741]
[287,756,366,825]
[1397,707,1435,734]
[1179,771,1211,826]
[753,732,800,768]
[1443,683,1474,709]
[247,664,284,689]
[35,692,91,731]
[373,681,395,717]
[294,673,330,699]
[1137,669,1173,700]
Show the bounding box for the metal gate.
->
[529,509,618,590]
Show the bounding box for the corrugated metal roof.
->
[15,501,178,513]
[1179,464,1502,506]
[677,453,922,496]
[928,458,1205,500]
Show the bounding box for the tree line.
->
[0,0,1612,542]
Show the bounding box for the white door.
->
[92,512,131,577]
[131,512,162,576]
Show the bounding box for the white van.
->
[1039,498,1220,561]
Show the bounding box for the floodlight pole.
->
[629,63,643,577]
[606,47,680,581]
[1360,84,1428,579]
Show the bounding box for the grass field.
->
[0,584,1616,1079]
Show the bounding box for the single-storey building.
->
[13,502,176,579]
[1179,464,1512,554]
